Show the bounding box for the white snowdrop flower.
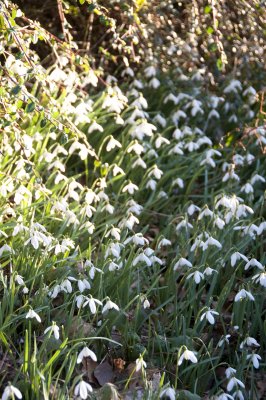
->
[143,299,150,309]
[44,322,60,340]
[128,142,145,155]
[76,294,85,309]
[257,221,266,235]
[244,258,263,270]
[108,261,122,271]
[198,207,213,220]
[26,309,41,323]
[201,237,222,251]
[227,377,245,392]
[245,153,255,164]
[232,390,245,400]
[252,272,266,287]
[176,220,193,231]
[49,284,61,299]
[158,238,171,249]
[130,121,156,140]
[15,275,25,285]
[131,96,148,109]
[250,174,265,185]
[240,337,260,349]
[234,289,255,302]
[224,79,242,94]
[187,204,201,216]
[247,353,262,369]
[172,128,184,140]
[149,77,160,89]
[106,136,122,152]
[78,279,91,293]
[208,109,220,119]
[215,393,234,400]
[218,334,231,347]
[106,227,121,241]
[200,308,219,325]
[119,214,139,230]
[102,203,114,214]
[133,253,152,267]
[146,179,157,191]
[122,182,139,195]
[102,299,119,313]
[160,387,176,400]
[113,164,125,176]
[144,65,157,78]
[1,384,22,400]
[149,165,163,180]
[225,367,236,379]
[231,252,248,267]
[83,297,102,314]
[132,158,147,171]
[187,270,204,284]
[121,67,134,77]
[77,347,97,364]
[74,380,93,399]
[178,348,198,366]
[22,287,29,294]
[174,258,192,271]
[241,183,254,194]
[88,120,104,133]
[190,99,204,117]
[232,154,244,166]
[124,233,148,246]
[155,135,170,148]
[172,178,184,188]
[61,278,73,294]
[153,114,167,128]
[135,355,147,371]
[164,93,178,104]
[185,141,199,152]
[214,217,225,230]
[150,255,164,265]
[105,242,121,258]
[204,267,217,276]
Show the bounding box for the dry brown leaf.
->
[113,358,126,373]
[67,316,95,339]
[94,361,115,386]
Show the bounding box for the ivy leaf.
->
[11,85,21,95]
[25,101,36,113]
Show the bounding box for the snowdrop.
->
[149,77,160,89]
[200,308,219,325]
[187,270,204,284]
[234,289,254,302]
[44,322,60,340]
[83,296,103,314]
[74,380,93,399]
[158,238,171,249]
[231,252,248,267]
[102,299,119,313]
[178,347,198,365]
[187,204,201,216]
[77,278,91,292]
[77,347,97,364]
[227,377,245,392]
[173,257,192,271]
[244,258,263,270]
[26,309,41,323]
[160,387,176,400]
[133,252,152,267]
[225,367,237,379]
[1,384,22,400]
[122,182,139,195]
[218,334,231,347]
[135,355,147,371]
[247,353,261,369]
[240,336,260,349]
[106,136,122,152]
[252,271,266,287]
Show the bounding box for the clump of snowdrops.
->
[0,2,265,400]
